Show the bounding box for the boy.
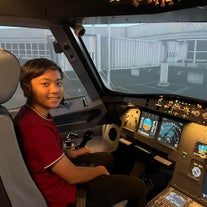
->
[14,58,146,207]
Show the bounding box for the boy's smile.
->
[29,69,64,118]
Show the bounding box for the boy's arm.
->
[50,155,109,184]
[64,147,90,159]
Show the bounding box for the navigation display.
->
[158,117,183,149]
[137,111,159,138]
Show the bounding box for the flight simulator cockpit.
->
[118,96,207,207]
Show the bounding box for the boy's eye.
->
[41,82,49,86]
[57,81,63,86]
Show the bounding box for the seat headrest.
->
[0,48,20,104]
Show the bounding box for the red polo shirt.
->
[14,104,77,207]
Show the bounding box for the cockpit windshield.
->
[83,22,207,101]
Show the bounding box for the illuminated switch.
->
[182,152,188,159]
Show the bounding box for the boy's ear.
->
[22,83,32,97]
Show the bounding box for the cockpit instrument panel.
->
[121,108,182,162]
[137,111,159,139]
[122,108,141,132]
[194,142,207,159]
[123,95,207,126]
[146,186,205,207]
[164,191,188,207]
[190,160,204,180]
[158,117,184,150]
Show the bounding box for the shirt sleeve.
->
[23,123,64,169]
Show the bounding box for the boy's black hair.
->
[20,58,63,87]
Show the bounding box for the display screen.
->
[165,191,187,207]
[137,111,159,138]
[158,117,183,149]
[201,174,207,201]
[194,142,207,159]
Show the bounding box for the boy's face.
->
[29,69,64,117]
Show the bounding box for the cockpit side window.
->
[0,27,87,109]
